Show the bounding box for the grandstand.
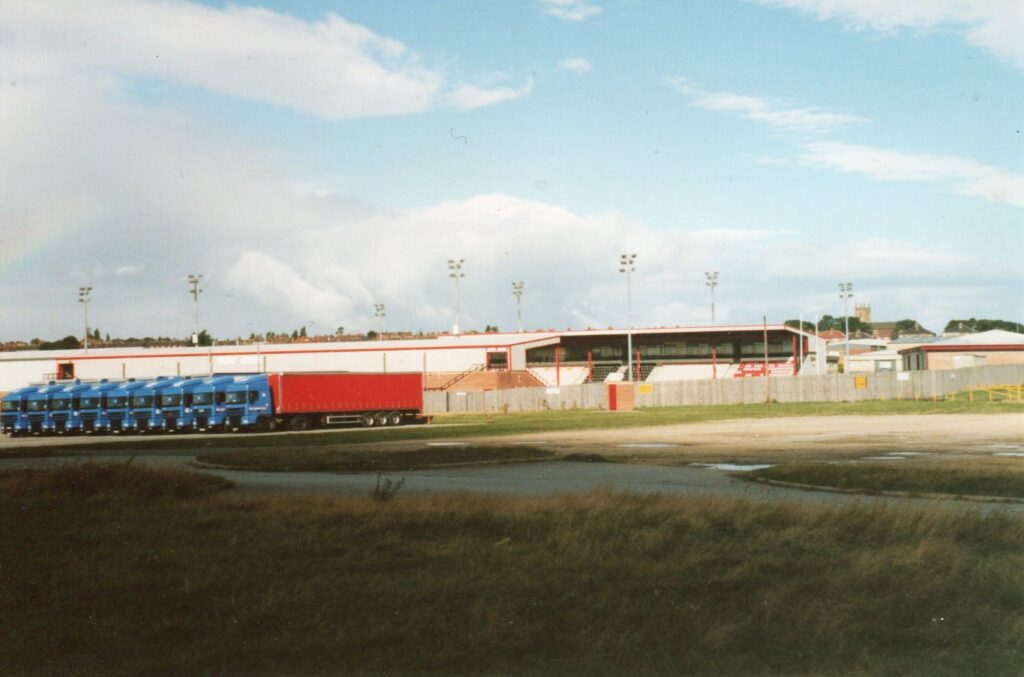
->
[0,324,824,393]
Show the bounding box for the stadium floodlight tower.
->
[512,281,524,333]
[188,274,203,346]
[78,286,92,351]
[705,271,719,326]
[619,253,638,381]
[448,259,465,335]
[374,303,386,340]
[838,282,853,369]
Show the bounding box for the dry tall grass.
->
[3,464,1024,675]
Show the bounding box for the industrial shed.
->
[0,324,824,393]
[900,330,1024,371]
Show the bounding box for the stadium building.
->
[0,324,824,394]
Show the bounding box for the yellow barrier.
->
[962,385,1024,402]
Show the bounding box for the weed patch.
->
[750,457,1024,499]
[3,465,1024,674]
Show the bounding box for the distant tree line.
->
[785,315,873,334]
[944,318,1021,334]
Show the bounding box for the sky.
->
[1,0,1021,341]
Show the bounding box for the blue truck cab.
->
[48,382,95,434]
[126,377,177,433]
[189,375,237,432]
[1,385,41,436]
[104,380,149,433]
[222,375,273,431]
[76,381,121,433]
[154,377,206,432]
[24,383,71,434]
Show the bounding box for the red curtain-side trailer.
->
[267,372,424,428]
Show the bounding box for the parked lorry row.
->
[1,372,425,436]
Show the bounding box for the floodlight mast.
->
[78,286,92,351]
[512,281,524,333]
[838,282,853,369]
[374,304,386,340]
[448,259,465,335]
[188,274,203,346]
[619,254,637,381]
[705,271,719,326]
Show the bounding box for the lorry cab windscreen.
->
[131,396,153,408]
[160,394,182,406]
[107,397,127,409]
[27,400,46,411]
[225,391,246,405]
[2,401,18,411]
[79,397,99,409]
[50,398,70,410]
[192,393,212,405]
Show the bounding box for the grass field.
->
[750,456,1024,499]
[197,444,554,472]
[1,398,1017,458]
[4,463,1024,675]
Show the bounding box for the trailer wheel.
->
[374,412,388,427]
[387,411,402,426]
[360,412,376,428]
[289,416,311,432]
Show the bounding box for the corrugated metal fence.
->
[423,364,1024,415]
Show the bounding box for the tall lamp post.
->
[78,286,92,351]
[838,282,853,370]
[188,274,203,346]
[448,259,464,335]
[512,281,524,333]
[619,254,637,380]
[374,304,386,340]
[705,271,719,326]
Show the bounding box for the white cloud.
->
[446,76,534,110]
[225,251,361,325]
[114,265,144,277]
[752,0,1024,71]
[557,57,593,75]
[0,0,529,120]
[802,141,1024,207]
[665,77,868,133]
[540,0,602,21]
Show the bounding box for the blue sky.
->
[0,0,1021,340]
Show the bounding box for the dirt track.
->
[465,414,1024,462]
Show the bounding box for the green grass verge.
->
[4,464,1024,675]
[2,399,1017,458]
[197,444,554,472]
[750,458,1024,499]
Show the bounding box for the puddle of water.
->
[425,442,470,447]
[617,443,676,449]
[989,444,1024,450]
[692,463,774,472]
[993,452,1024,458]
[889,452,932,457]
[862,455,905,461]
[514,441,547,445]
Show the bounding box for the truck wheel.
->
[256,417,276,433]
[360,412,376,428]
[387,411,402,426]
